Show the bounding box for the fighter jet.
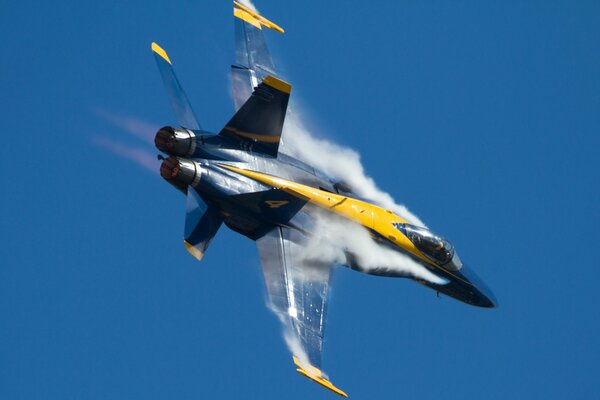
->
[150,2,497,397]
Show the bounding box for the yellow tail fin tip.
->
[151,42,171,64]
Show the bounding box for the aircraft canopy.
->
[394,224,456,267]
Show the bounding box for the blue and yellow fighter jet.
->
[151,2,496,397]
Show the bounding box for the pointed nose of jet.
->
[473,288,498,308]
[460,265,498,308]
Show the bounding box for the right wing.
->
[231,1,283,111]
[256,225,348,397]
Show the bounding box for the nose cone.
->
[459,265,498,308]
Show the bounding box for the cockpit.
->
[393,223,461,270]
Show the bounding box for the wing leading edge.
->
[256,225,348,397]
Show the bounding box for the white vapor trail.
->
[239,0,258,12]
[267,99,438,362]
[267,210,446,370]
[275,311,312,369]
[280,106,426,227]
[95,109,158,145]
[92,136,159,173]
[302,212,446,284]
[278,110,440,284]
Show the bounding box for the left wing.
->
[256,225,348,397]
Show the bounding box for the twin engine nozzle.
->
[155,126,200,192]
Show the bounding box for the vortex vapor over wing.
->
[280,107,426,227]
[238,0,259,12]
[300,211,446,284]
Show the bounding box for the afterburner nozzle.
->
[159,156,200,193]
[155,126,196,157]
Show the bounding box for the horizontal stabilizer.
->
[184,186,222,260]
[151,42,201,130]
[220,75,291,156]
[293,357,348,398]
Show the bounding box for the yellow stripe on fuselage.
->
[219,164,439,268]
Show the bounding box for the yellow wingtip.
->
[292,356,348,398]
[151,42,171,64]
[233,1,285,33]
[184,240,204,261]
[234,8,262,30]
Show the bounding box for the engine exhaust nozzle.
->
[159,156,200,193]
[155,126,196,157]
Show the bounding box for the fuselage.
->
[158,128,497,308]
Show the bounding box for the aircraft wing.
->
[231,1,283,111]
[256,225,348,397]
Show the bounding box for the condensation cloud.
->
[280,105,426,227]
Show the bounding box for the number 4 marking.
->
[265,200,289,209]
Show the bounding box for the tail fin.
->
[151,42,201,130]
[184,187,222,260]
[220,75,291,156]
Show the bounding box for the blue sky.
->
[1,1,599,399]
